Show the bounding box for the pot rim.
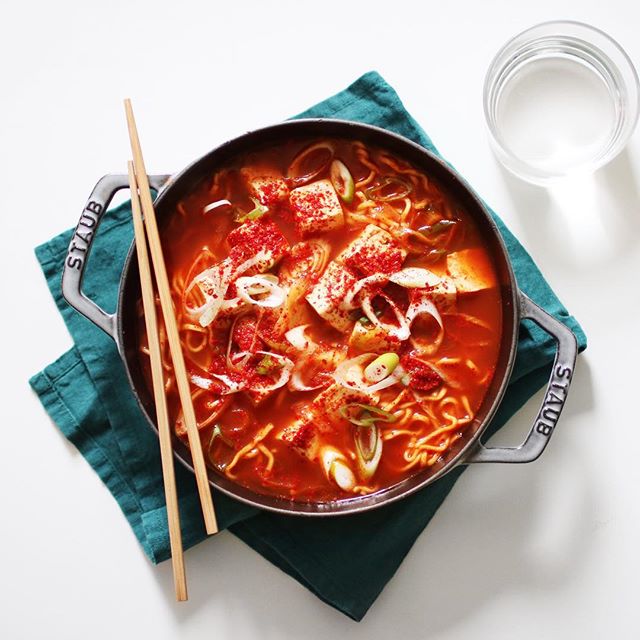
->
[116,118,520,516]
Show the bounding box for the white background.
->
[2,1,639,638]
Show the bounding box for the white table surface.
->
[2,1,639,638]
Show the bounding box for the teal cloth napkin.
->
[29,71,586,621]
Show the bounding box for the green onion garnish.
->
[236,197,268,223]
[255,354,283,376]
[339,403,397,427]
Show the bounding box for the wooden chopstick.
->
[124,99,219,535]
[127,162,188,602]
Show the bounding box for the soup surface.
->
[138,138,503,502]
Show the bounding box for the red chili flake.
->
[242,364,272,388]
[408,288,423,305]
[344,242,404,275]
[249,175,289,211]
[232,316,264,352]
[278,241,312,275]
[400,352,443,391]
[227,219,289,265]
[258,181,285,208]
[284,421,316,451]
[289,241,314,262]
[208,352,229,375]
[323,264,357,306]
[255,311,281,346]
[307,370,332,389]
[357,277,387,302]
[289,184,338,237]
[227,352,281,390]
[307,272,321,288]
[292,190,325,216]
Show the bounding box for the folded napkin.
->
[29,71,586,621]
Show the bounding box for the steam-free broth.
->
[138,138,502,502]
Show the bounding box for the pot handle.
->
[61,173,171,339]
[464,292,578,464]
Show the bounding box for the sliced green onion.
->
[242,350,294,391]
[208,424,233,449]
[355,424,383,479]
[321,446,356,491]
[207,425,229,470]
[364,352,399,383]
[417,219,458,237]
[339,403,397,427]
[423,248,447,263]
[330,159,355,204]
[235,197,268,223]
[256,354,283,376]
[358,316,372,326]
[208,425,222,448]
[355,424,378,462]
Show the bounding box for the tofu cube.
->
[430,275,457,312]
[337,224,406,275]
[246,175,289,208]
[446,248,497,294]
[289,179,345,237]
[408,275,457,315]
[312,383,372,429]
[349,321,401,353]
[305,261,357,332]
[279,418,319,460]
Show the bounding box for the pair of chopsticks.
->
[124,100,218,601]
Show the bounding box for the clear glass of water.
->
[484,21,639,184]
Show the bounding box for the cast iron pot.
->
[61,119,578,516]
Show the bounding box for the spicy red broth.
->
[138,138,503,502]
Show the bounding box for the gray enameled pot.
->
[61,119,578,516]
